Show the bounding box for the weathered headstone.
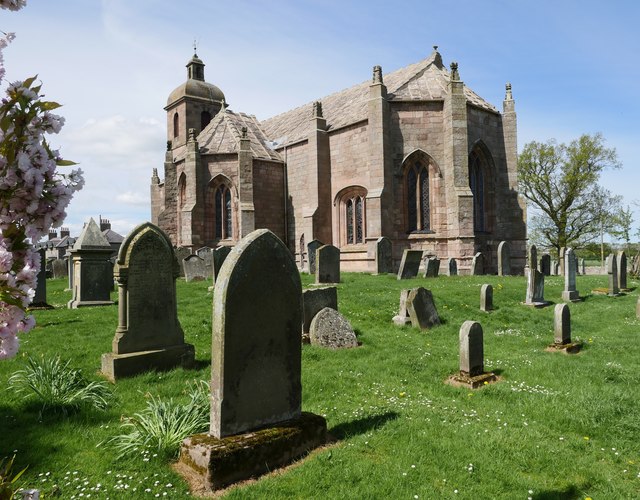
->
[497,241,510,276]
[67,218,114,309]
[309,307,357,349]
[175,246,191,277]
[406,287,441,329]
[423,257,440,278]
[470,252,484,275]
[447,258,458,276]
[539,254,551,276]
[212,246,232,283]
[302,286,337,334]
[307,239,323,274]
[561,248,580,302]
[183,254,208,282]
[449,321,496,388]
[101,222,194,381]
[374,236,393,274]
[524,245,548,307]
[392,289,412,326]
[196,246,214,278]
[547,303,581,353]
[315,244,340,284]
[480,284,493,312]
[30,248,51,308]
[397,249,422,280]
[179,229,326,491]
[617,251,627,290]
[607,253,619,296]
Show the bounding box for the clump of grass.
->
[0,455,27,499]
[109,380,209,460]
[8,356,112,415]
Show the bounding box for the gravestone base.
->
[521,300,551,308]
[101,344,195,382]
[392,315,412,326]
[561,290,581,302]
[545,342,582,354]
[178,412,327,492]
[447,371,497,389]
[67,299,114,309]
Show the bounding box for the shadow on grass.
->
[328,411,399,440]
[532,484,582,499]
[188,359,211,371]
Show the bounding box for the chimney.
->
[60,227,70,238]
[48,229,57,240]
[99,216,111,232]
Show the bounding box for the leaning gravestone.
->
[212,246,232,283]
[617,251,628,290]
[539,254,551,276]
[179,229,326,491]
[561,248,580,302]
[374,237,393,274]
[175,246,191,277]
[524,245,549,307]
[183,254,208,282]
[546,303,581,353]
[309,307,357,349]
[397,249,422,280]
[101,222,194,381]
[470,252,484,275]
[449,321,496,388]
[480,284,493,312]
[68,218,114,309]
[406,287,441,329]
[392,289,412,326]
[316,244,340,284]
[447,258,458,276]
[307,239,324,274]
[302,286,337,335]
[30,248,52,309]
[423,257,440,278]
[497,241,510,276]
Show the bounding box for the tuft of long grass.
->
[8,356,112,415]
[109,380,209,460]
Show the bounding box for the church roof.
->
[260,48,498,147]
[197,108,282,161]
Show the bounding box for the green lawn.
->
[1,272,639,499]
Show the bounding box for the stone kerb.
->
[497,241,510,276]
[397,249,422,280]
[179,229,326,491]
[101,222,194,381]
[315,244,340,284]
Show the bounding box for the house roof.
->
[260,48,499,147]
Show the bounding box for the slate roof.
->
[260,49,498,147]
[197,108,282,161]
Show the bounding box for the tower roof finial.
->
[193,39,197,56]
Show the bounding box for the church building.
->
[151,47,526,273]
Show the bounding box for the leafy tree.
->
[518,133,621,253]
[609,205,634,249]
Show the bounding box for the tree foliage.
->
[517,133,621,252]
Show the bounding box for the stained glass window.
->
[346,199,354,244]
[406,161,430,232]
[407,167,417,231]
[355,197,363,243]
[469,153,485,232]
[215,188,222,238]
[224,188,232,237]
[419,167,429,231]
[341,189,366,245]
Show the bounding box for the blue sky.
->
[2,0,639,240]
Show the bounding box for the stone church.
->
[151,47,526,273]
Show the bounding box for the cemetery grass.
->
[0,274,638,499]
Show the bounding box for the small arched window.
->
[201,110,212,131]
[406,161,430,232]
[173,112,179,138]
[214,184,232,239]
[336,187,367,246]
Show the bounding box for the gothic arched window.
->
[469,151,485,232]
[406,161,430,232]
[214,184,232,239]
[336,187,367,246]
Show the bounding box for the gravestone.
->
[470,252,484,275]
[539,254,551,276]
[51,258,68,279]
[67,218,114,309]
[196,246,214,278]
[547,303,581,353]
[561,248,580,302]
[397,249,422,280]
[212,246,232,283]
[315,244,340,284]
[480,284,493,312]
[392,289,412,326]
[406,287,441,329]
[30,248,51,308]
[307,239,323,274]
[101,222,194,381]
[449,321,496,388]
[302,286,337,334]
[524,245,548,307]
[558,247,566,277]
[179,229,326,491]
[183,254,208,282]
[423,257,440,278]
[65,249,73,291]
[608,253,619,296]
[497,241,510,276]
[552,260,559,276]
[374,237,393,274]
[617,251,627,290]
[309,307,357,349]
[580,258,586,275]
[447,258,458,276]
[175,246,191,277]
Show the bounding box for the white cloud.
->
[116,191,149,207]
